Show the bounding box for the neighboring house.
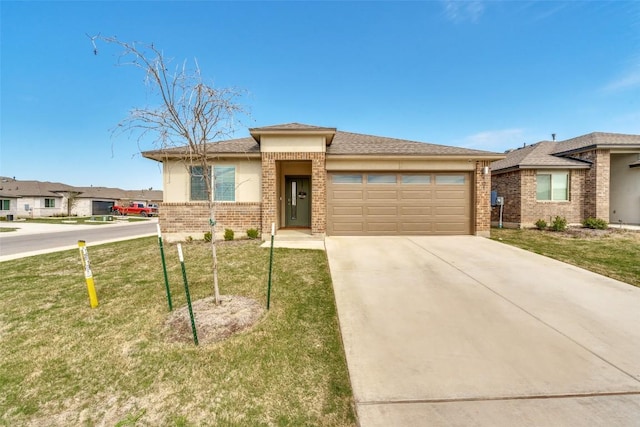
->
[142,123,503,241]
[0,179,72,217]
[0,177,163,218]
[491,132,640,228]
[0,193,18,219]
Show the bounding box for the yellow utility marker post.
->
[78,240,99,308]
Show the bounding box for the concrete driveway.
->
[325,236,640,426]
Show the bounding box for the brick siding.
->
[261,152,326,236]
[475,161,492,236]
[159,202,261,240]
[573,150,610,222]
[492,168,588,228]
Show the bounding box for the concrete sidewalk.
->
[326,236,640,426]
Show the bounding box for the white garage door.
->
[327,172,471,236]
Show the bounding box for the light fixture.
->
[483,166,489,175]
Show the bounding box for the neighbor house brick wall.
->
[474,161,492,236]
[492,169,587,228]
[519,169,586,226]
[573,149,610,222]
[261,152,326,236]
[159,202,261,239]
[491,170,522,225]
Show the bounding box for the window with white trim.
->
[190,165,237,201]
[537,172,569,201]
[1,200,10,210]
[190,166,210,201]
[214,166,235,201]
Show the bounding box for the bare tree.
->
[97,37,248,305]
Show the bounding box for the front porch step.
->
[261,230,325,250]
[271,229,325,242]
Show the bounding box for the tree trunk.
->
[208,199,221,305]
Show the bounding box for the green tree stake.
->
[177,244,198,346]
[157,224,173,311]
[267,223,275,310]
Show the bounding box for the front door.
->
[285,177,311,227]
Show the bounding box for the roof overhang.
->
[492,164,591,175]
[327,153,504,161]
[249,127,337,145]
[554,144,640,156]
[142,151,261,161]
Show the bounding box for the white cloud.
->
[457,128,528,152]
[442,0,485,23]
[602,67,640,93]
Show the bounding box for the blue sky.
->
[2,1,639,190]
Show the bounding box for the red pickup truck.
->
[111,203,158,217]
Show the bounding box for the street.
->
[0,220,157,261]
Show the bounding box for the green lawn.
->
[491,227,640,287]
[0,238,355,426]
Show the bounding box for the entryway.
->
[285,176,311,228]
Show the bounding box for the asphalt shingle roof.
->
[0,179,75,197]
[143,125,502,158]
[0,178,162,200]
[491,141,591,173]
[327,131,498,156]
[250,122,336,132]
[552,132,640,155]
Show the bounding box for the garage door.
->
[327,172,471,236]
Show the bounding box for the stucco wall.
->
[260,135,326,153]
[163,159,261,203]
[610,153,640,224]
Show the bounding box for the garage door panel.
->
[401,222,434,232]
[332,190,364,200]
[434,222,469,233]
[401,206,433,215]
[435,189,466,199]
[333,222,365,232]
[332,206,363,216]
[400,189,433,199]
[327,172,471,236]
[366,206,398,216]
[435,206,467,215]
[366,190,399,199]
[366,222,399,232]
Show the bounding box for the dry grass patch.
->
[491,227,640,287]
[0,238,355,426]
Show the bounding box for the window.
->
[537,172,569,201]
[0,199,9,210]
[190,166,210,201]
[44,198,55,208]
[190,165,236,201]
[332,174,363,184]
[401,175,431,184]
[435,175,465,185]
[214,166,235,201]
[367,174,396,184]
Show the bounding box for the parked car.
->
[111,203,158,217]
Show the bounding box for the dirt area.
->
[164,295,265,345]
